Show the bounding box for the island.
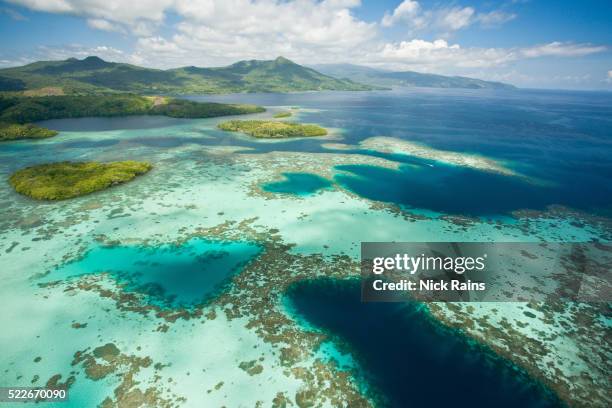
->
[218,120,327,138]
[9,161,152,200]
[273,111,292,118]
[0,122,58,141]
[0,94,265,141]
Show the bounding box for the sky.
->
[0,0,610,90]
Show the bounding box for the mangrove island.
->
[9,161,152,200]
[0,122,58,141]
[273,111,292,118]
[218,120,327,138]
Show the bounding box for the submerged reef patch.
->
[72,343,184,407]
[358,136,518,177]
[29,217,612,407]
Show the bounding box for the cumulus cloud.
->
[372,40,605,72]
[4,0,609,88]
[381,0,420,27]
[381,1,515,34]
[7,0,172,34]
[375,39,513,71]
[36,44,129,62]
[132,0,377,67]
[87,18,124,33]
[437,6,474,31]
[7,0,374,42]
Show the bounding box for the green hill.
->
[311,63,516,90]
[0,56,373,95]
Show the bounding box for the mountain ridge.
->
[0,56,374,95]
[311,63,516,90]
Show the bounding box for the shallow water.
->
[286,278,564,408]
[262,172,333,196]
[48,238,261,308]
[0,88,609,407]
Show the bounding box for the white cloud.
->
[521,42,607,58]
[87,18,123,33]
[131,0,377,67]
[0,7,28,20]
[381,1,515,34]
[438,7,474,31]
[4,0,610,89]
[35,44,128,62]
[7,0,173,35]
[7,0,73,13]
[381,0,420,27]
[475,10,516,28]
[371,40,606,72]
[137,36,181,53]
[375,39,513,71]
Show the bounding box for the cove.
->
[332,163,607,216]
[285,278,564,408]
[48,238,261,308]
[262,172,332,196]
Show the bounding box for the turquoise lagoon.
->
[262,172,333,196]
[0,88,610,407]
[47,239,261,308]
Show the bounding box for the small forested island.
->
[0,122,58,141]
[9,161,152,200]
[0,94,264,141]
[273,111,292,118]
[218,120,327,138]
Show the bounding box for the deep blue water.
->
[46,238,261,308]
[262,172,332,196]
[19,88,612,217]
[286,278,564,408]
[188,88,612,216]
[333,163,605,216]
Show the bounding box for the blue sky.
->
[0,0,610,89]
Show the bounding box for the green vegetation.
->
[273,111,292,118]
[218,120,327,138]
[150,99,264,119]
[0,122,58,141]
[9,161,152,200]
[0,56,373,95]
[0,94,263,124]
[0,94,263,141]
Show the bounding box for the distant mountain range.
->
[0,56,373,95]
[311,63,515,90]
[0,56,515,95]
